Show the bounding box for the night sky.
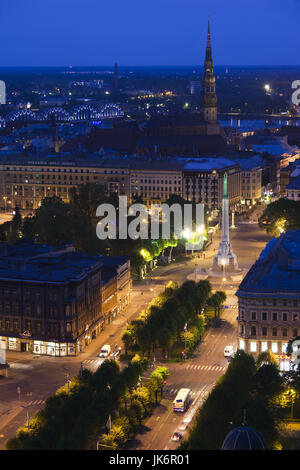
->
[0,0,299,66]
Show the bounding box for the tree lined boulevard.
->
[0,221,270,449]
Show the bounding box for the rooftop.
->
[0,241,103,284]
[286,176,300,190]
[236,230,300,299]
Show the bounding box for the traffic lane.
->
[128,399,185,451]
[0,283,166,445]
[136,313,237,449]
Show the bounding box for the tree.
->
[253,364,284,399]
[22,196,76,245]
[69,183,108,224]
[256,350,279,369]
[259,198,300,236]
[206,291,227,319]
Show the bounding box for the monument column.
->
[213,173,238,271]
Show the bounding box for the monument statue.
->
[213,173,238,272]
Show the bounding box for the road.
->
[127,221,271,450]
[0,221,270,449]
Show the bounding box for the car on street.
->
[171,432,183,442]
[98,344,111,358]
[224,345,234,357]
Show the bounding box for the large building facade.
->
[182,158,241,210]
[0,241,131,356]
[0,154,243,211]
[0,154,130,212]
[236,230,300,371]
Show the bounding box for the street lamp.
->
[184,323,187,361]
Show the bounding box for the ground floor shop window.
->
[8,337,17,351]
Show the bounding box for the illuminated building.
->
[0,241,131,356]
[236,230,300,371]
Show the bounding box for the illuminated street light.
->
[182,228,191,239]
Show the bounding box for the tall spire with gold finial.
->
[202,20,218,122]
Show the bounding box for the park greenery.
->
[0,184,211,278]
[259,198,300,237]
[99,363,170,450]
[5,356,170,450]
[122,279,226,359]
[180,349,300,450]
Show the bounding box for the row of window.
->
[241,299,299,307]
[239,339,288,355]
[0,318,71,334]
[241,311,300,321]
[241,324,298,338]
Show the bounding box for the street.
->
[0,221,271,449]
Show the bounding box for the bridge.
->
[0,103,124,126]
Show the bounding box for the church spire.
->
[205,20,212,61]
[202,20,218,123]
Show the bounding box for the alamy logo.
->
[0,81,6,104]
[292,80,300,106]
[95,196,205,242]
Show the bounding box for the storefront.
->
[8,337,17,351]
[33,340,74,356]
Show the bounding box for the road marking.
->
[27,400,45,407]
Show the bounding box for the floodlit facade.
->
[0,241,131,356]
[236,230,300,371]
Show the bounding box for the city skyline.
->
[0,0,299,67]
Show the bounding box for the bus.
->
[173,388,191,412]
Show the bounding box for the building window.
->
[283,313,288,321]
[251,311,257,321]
[262,327,267,336]
[261,342,268,352]
[239,339,245,350]
[272,328,277,337]
[250,342,257,352]
[251,327,256,336]
[293,329,298,337]
[293,314,299,321]
[272,312,278,321]
[282,343,288,354]
[262,312,267,321]
[282,328,288,337]
[271,342,278,353]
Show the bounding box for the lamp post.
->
[184,323,187,361]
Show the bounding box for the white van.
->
[99,344,111,358]
[224,345,234,357]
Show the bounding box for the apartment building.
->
[236,230,300,371]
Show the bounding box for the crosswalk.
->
[185,364,226,372]
[164,388,199,398]
[82,359,227,373]
[26,399,45,407]
[82,358,106,372]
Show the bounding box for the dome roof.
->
[221,425,266,450]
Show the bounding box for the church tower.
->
[202,21,218,123]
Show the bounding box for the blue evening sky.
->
[0,0,299,66]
